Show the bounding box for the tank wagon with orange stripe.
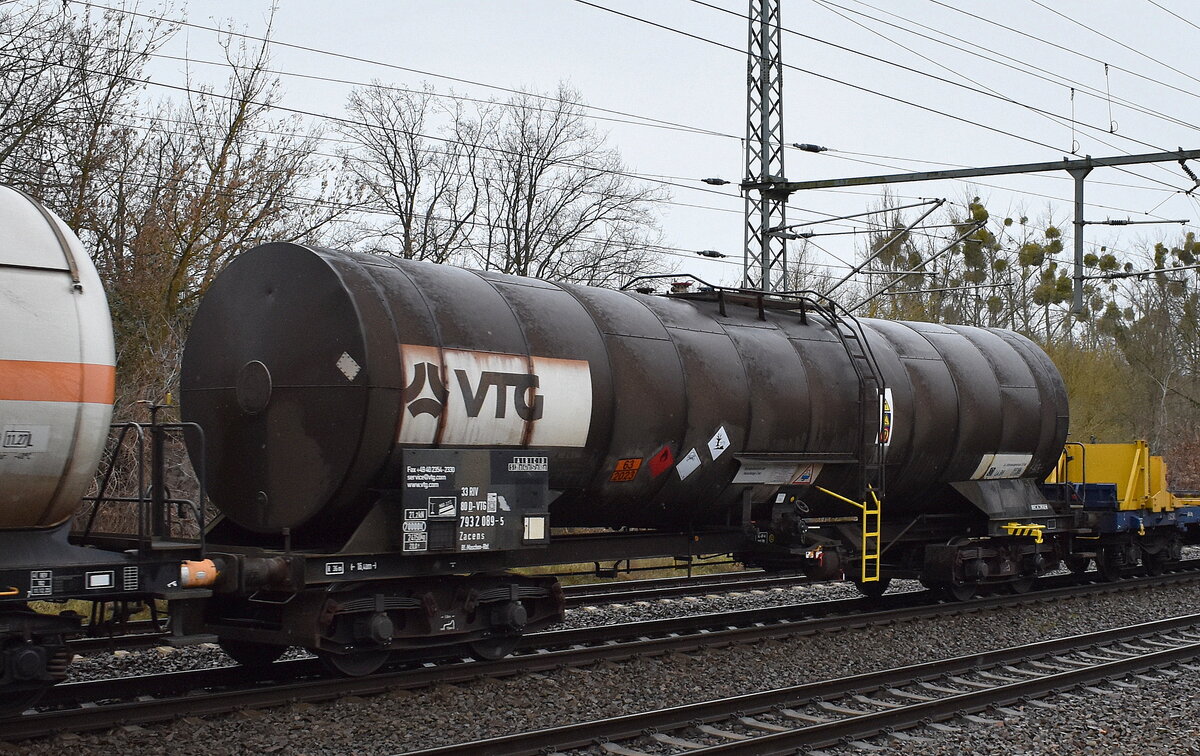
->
[0,186,115,528]
[0,187,207,710]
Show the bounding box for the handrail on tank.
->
[79,418,209,557]
[159,421,208,557]
[619,272,725,294]
[81,421,145,540]
[1056,441,1088,502]
[774,286,890,390]
[618,274,888,395]
[619,272,891,500]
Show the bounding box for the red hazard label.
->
[648,446,675,478]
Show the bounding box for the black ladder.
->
[824,304,887,584]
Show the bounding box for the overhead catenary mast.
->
[741,0,793,292]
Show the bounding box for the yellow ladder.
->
[815,486,883,583]
[861,488,882,583]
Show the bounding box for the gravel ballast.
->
[826,667,1200,755]
[8,579,1200,755]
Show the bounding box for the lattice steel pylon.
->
[741,0,791,292]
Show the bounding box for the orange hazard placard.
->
[609,458,642,482]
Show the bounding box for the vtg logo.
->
[397,343,592,448]
[457,371,544,421]
[402,358,544,421]
[403,361,449,419]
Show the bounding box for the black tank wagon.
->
[177,242,1069,671]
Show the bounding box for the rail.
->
[415,613,1200,755]
[12,566,1200,741]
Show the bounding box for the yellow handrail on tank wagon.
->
[814,485,882,583]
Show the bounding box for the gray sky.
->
[129,0,1200,287]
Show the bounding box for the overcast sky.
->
[123,0,1200,287]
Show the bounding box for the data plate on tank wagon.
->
[401,449,550,554]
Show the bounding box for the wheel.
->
[1143,550,1166,576]
[1007,576,1036,594]
[943,583,977,602]
[469,634,522,661]
[318,648,391,676]
[1097,548,1124,582]
[1065,555,1091,575]
[219,639,286,668]
[853,577,892,600]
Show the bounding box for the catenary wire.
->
[925,0,1200,105]
[66,0,739,140]
[820,0,1200,135]
[805,0,1189,191]
[60,1,1194,228]
[26,3,1174,266]
[573,0,1192,204]
[1027,0,1200,90]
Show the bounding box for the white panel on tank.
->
[397,344,592,448]
[971,453,1033,480]
[528,355,591,448]
[0,268,85,362]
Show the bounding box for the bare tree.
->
[477,85,665,284]
[61,16,354,409]
[339,83,482,263]
[0,4,80,177]
[0,3,174,199]
[783,238,830,295]
[339,82,666,283]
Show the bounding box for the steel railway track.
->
[6,569,1198,742]
[560,569,808,607]
[412,613,1200,755]
[60,570,808,654]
